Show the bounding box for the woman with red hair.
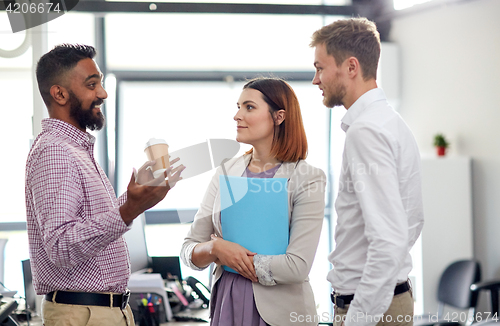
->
[181,77,326,326]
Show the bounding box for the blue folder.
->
[219,175,289,274]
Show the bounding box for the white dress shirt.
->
[328,88,424,326]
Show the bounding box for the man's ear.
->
[274,110,285,126]
[346,56,361,79]
[50,85,70,106]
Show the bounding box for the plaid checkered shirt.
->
[25,118,131,295]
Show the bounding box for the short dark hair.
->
[36,44,96,107]
[243,77,308,162]
[310,18,380,80]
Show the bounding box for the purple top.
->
[243,164,282,179]
[210,163,281,326]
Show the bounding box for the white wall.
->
[390,0,500,311]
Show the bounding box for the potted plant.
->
[433,133,449,156]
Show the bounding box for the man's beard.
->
[323,82,347,108]
[69,91,105,131]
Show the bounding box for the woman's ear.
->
[50,85,70,106]
[274,110,285,126]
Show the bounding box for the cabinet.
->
[419,156,473,313]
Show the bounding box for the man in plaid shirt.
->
[25,44,184,326]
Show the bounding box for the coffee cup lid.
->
[144,138,168,150]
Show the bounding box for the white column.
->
[420,156,473,313]
[31,23,48,138]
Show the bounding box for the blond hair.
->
[310,18,381,80]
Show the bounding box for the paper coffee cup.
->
[144,138,170,178]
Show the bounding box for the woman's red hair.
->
[243,77,308,162]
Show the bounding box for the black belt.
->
[331,281,410,309]
[45,290,130,310]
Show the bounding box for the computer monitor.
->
[21,259,36,314]
[123,213,151,273]
[151,256,183,281]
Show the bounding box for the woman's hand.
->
[211,234,258,282]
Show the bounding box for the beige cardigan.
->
[180,154,326,326]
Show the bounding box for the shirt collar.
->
[340,88,386,132]
[41,118,96,149]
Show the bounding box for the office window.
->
[116,80,328,208]
[0,69,32,223]
[394,0,433,10]
[116,80,245,205]
[46,13,96,49]
[105,13,325,71]
[106,0,349,6]
[0,13,32,68]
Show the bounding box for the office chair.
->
[415,259,481,326]
[470,279,500,324]
[471,280,500,316]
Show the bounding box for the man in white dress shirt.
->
[310,18,424,326]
